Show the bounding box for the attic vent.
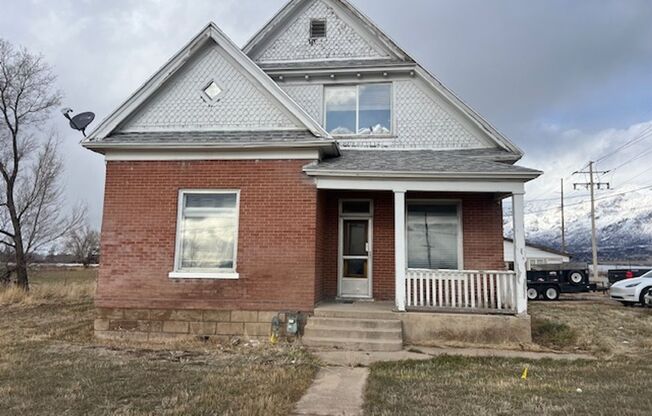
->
[310,19,327,39]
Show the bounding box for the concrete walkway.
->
[294,346,594,415]
[293,367,368,416]
[316,346,595,367]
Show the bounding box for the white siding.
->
[280,79,489,150]
[281,84,323,123]
[120,41,301,132]
[254,0,388,62]
[504,240,571,268]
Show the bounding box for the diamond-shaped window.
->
[203,81,223,101]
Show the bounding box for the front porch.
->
[314,188,529,317]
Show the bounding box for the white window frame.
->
[169,189,241,280]
[406,199,464,271]
[323,83,393,136]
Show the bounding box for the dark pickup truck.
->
[527,263,598,301]
[607,269,651,284]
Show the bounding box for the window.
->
[325,84,392,135]
[341,200,372,215]
[202,81,223,102]
[171,191,240,279]
[310,19,327,39]
[407,202,461,270]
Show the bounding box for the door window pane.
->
[358,84,391,135]
[177,192,238,271]
[407,203,459,270]
[325,86,356,134]
[344,220,368,256]
[344,259,367,279]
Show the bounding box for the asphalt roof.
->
[93,130,321,145]
[304,149,541,177]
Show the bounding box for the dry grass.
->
[0,268,318,416]
[366,295,652,416]
[365,355,652,416]
[529,295,652,356]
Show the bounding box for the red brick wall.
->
[460,194,505,270]
[318,191,505,302]
[318,191,396,301]
[98,160,319,312]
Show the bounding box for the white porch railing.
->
[406,269,519,314]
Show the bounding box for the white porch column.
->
[512,192,528,314]
[394,190,407,312]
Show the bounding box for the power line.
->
[595,125,652,164]
[525,162,590,202]
[505,183,652,215]
[606,146,652,174]
[617,165,652,188]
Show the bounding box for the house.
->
[84,0,541,349]
[504,238,572,271]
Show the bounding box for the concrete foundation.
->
[94,308,280,342]
[313,302,532,346]
[398,312,532,345]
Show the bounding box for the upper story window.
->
[310,19,327,39]
[325,83,392,136]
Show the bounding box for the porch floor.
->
[315,300,395,314]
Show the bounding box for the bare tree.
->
[0,38,82,290]
[66,222,100,267]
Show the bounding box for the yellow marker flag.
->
[521,367,528,380]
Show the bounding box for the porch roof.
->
[304,149,542,181]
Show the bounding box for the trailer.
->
[526,263,599,301]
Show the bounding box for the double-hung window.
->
[170,190,240,279]
[324,83,392,135]
[407,202,462,270]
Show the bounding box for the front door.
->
[338,200,373,299]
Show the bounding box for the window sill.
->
[168,271,239,280]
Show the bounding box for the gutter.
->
[82,140,341,157]
[303,167,542,182]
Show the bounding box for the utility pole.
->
[573,162,610,281]
[561,178,566,253]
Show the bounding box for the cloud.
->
[2,0,651,231]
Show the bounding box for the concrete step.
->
[302,336,404,352]
[306,317,402,330]
[313,308,397,320]
[304,326,402,341]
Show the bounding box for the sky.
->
[2,0,652,229]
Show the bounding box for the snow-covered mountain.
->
[505,186,652,263]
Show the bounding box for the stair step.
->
[303,326,402,341]
[314,309,397,320]
[306,317,402,330]
[302,336,403,352]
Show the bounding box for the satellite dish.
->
[61,108,95,137]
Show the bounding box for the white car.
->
[610,270,652,306]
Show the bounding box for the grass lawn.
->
[0,267,318,416]
[365,297,652,416]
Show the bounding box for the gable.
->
[85,22,330,143]
[280,79,494,151]
[119,41,301,132]
[246,0,407,63]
